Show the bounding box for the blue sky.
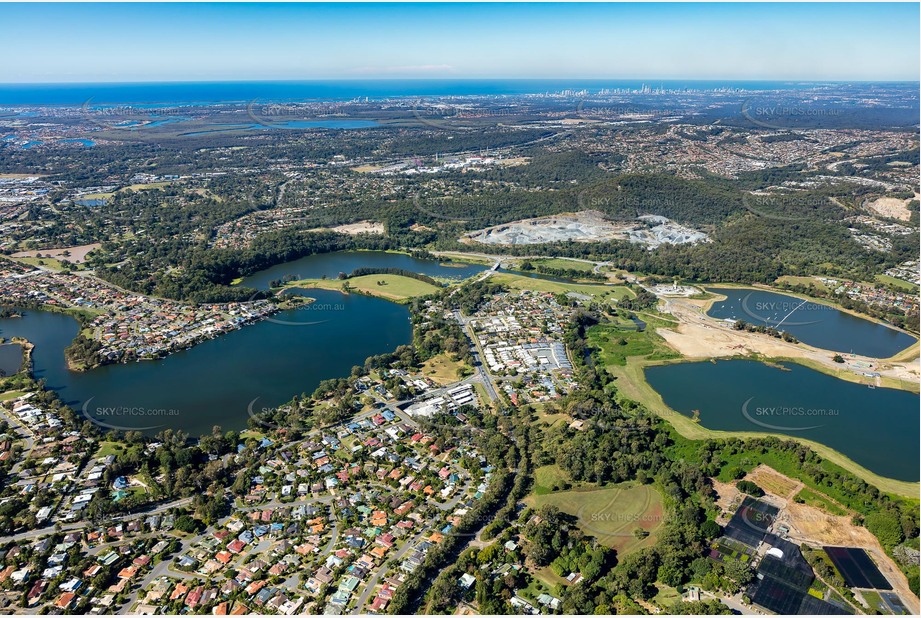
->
[2,3,918,83]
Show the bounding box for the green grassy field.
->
[420,353,471,385]
[9,256,70,271]
[94,441,125,458]
[490,272,633,300]
[776,275,831,292]
[531,464,593,496]
[528,258,596,272]
[526,483,665,555]
[875,274,919,293]
[652,584,682,609]
[795,487,848,516]
[587,321,679,367]
[285,274,440,303]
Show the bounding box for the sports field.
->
[526,483,665,555]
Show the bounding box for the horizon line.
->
[2,77,920,86]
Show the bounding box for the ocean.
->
[0,79,903,106]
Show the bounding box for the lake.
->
[706,287,916,358]
[0,251,486,435]
[61,138,96,147]
[240,250,485,290]
[0,343,22,376]
[0,290,411,436]
[645,359,920,481]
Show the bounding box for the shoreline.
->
[660,287,919,390]
[700,282,920,340]
[607,355,920,499]
[7,300,297,373]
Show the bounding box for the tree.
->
[174,514,203,533]
[736,480,764,497]
[701,519,722,539]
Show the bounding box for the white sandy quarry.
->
[464,210,708,248]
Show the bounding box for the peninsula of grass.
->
[282,273,440,303]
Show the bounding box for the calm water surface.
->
[646,359,919,481]
[241,250,484,290]
[706,287,915,358]
[0,291,410,436]
[0,251,484,435]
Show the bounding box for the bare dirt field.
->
[746,465,801,499]
[312,221,385,235]
[12,242,101,263]
[711,479,742,514]
[867,196,914,221]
